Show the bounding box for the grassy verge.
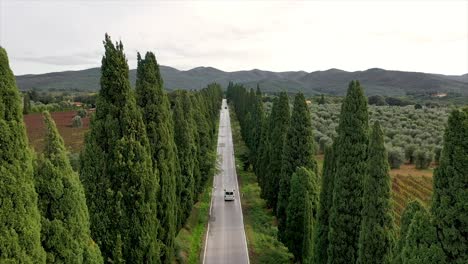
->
[174,177,213,264]
[230,110,293,264]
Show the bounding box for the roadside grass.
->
[230,111,293,264]
[174,179,213,264]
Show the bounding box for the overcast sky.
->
[1,0,467,75]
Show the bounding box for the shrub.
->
[404,144,417,164]
[77,109,87,118]
[414,149,433,169]
[388,146,405,169]
[368,95,387,106]
[72,115,82,128]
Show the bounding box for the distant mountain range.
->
[15,66,468,96]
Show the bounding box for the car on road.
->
[224,189,235,201]
[224,106,227,109]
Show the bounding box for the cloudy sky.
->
[1,0,467,75]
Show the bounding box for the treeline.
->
[227,81,467,263]
[0,34,222,263]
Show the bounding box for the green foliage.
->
[285,167,319,262]
[414,149,432,169]
[401,209,446,264]
[135,51,178,264]
[263,93,290,211]
[277,92,317,244]
[313,145,336,264]
[328,80,369,264]
[23,92,31,114]
[35,111,102,264]
[393,200,425,264]
[80,35,159,263]
[318,94,326,105]
[72,115,83,128]
[431,108,468,263]
[357,122,395,264]
[310,104,449,163]
[172,91,196,228]
[77,109,87,118]
[368,95,387,106]
[230,109,293,264]
[404,144,417,164]
[388,146,405,169]
[0,46,46,263]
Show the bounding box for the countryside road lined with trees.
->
[203,99,249,264]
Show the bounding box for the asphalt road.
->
[203,99,250,264]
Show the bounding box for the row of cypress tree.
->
[227,83,320,263]
[227,80,467,264]
[0,34,222,263]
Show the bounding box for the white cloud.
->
[1,0,467,75]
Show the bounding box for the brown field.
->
[24,111,90,153]
[390,164,434,224]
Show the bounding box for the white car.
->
[224,189,235,201]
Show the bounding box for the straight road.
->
[203,99,249,264]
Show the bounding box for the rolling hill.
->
[15,66,468,96]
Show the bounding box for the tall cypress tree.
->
[256,113,270,194]
[249,86,264,169]
[190,93,214,192]
[285,167,319,262]
[23,92,31,114]
[313,144,336,264]
[35,112,102,264]
[264,93,290,211]
[80,35,159,263]
[357,121,395,264]
[135,52,178,264]
[393,200,425,264]
[277,92,317,243]
[0,46,46,263]
[431,108,468,264]
[172,91,196,227]
[401,209,446,264]
[327,80,369,264]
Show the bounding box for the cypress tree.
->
[250,86,264,169]
[80,35,159,263]
[357,121,395,264]
[190,93,213,192]
[401,209,446,264]
[431,108,468,264]
[255,113,270,194]
[172,91,196,227]
[34,112,102,263]
[393,200,424,264]
[285,167,319,262]
[23,92,31,114]
[264,92,290,211]
[327,80,369,264]
[135,52,178,264]
[0,46,46,263]
[277,92,317,243]
[313,144,336,264]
